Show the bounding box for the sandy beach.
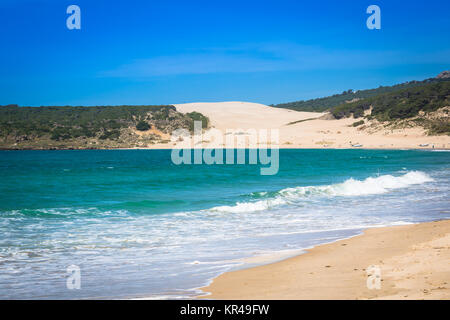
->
[200,219,450,300]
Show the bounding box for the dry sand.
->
[159,101,450,150]
[199,219,450,300]
[175,101,324,131]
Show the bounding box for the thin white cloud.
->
[99,43,450,78]
[101,53,283,77]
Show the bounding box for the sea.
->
[0,149,449,299]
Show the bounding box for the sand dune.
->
[170,101,450,149]
[174,101,323,130]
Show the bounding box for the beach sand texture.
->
[200,220,450,300]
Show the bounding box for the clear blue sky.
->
[0,0,449,106]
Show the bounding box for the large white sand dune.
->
[168,101,450,149]
[174,101,323,130]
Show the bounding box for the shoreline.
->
[198,219,450,300]
[2,102,449,151]
[1,146,449,151]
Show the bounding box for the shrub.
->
[186,112,209,131]
[352,120,365,127]
[428,121,450,135]
[136,121,150,131]
[99,130,120,140]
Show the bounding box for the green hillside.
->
[272,77,443,112]
[272,73,450,135]
[0,105,208,149]
[330,80,450,135]
[330,80,450,120]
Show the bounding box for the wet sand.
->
[199,220,450,300]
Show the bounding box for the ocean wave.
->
[0,207,130,218]
[211,197,287,214]
[210,171,434,213]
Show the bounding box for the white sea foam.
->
[211,197,286,214]
[210,171,434,213]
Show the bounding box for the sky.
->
[0,0,449,106]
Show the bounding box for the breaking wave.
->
[210,171,434,213]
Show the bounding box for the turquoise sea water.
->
[0,149,449,299]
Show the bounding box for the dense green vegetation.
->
[136,120,151,131]
[273,74,450,135]
[0,104,208,149]
[0,104,174,139]
[272,78,444,112]
[186,111,209,131]
[330,80,450,120]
